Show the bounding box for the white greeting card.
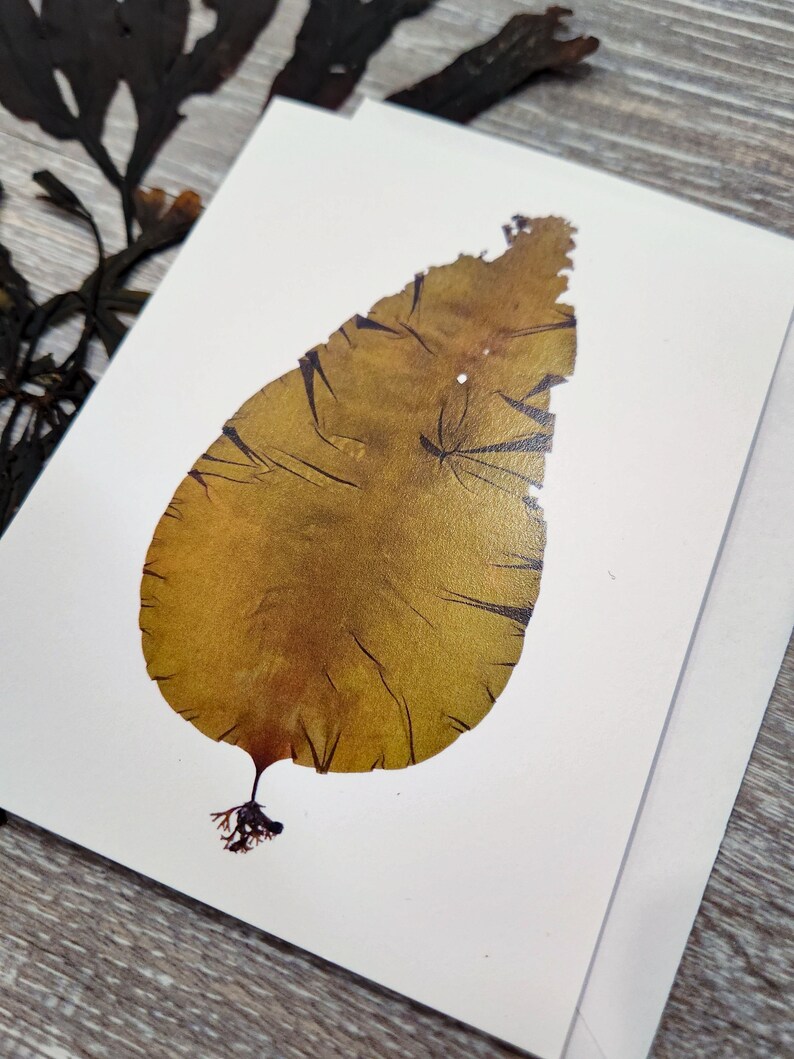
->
[0,100,791,1058]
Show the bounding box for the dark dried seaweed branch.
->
[0,0,277,240]
[268,0,436,110]
[0,176,200,530]
[118,0,278,238]
[388,7,599,122]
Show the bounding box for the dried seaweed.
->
[0,0,277,238]
[388,7,599,122]
[0,1,273,531]
[142,219,577,849]
[268,0,436,110]
[0,176,200,529]
[119,0,278,233]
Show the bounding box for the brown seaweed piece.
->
[141,217,577,851]
[388,8,599,122]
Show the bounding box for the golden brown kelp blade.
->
[141,216,577,851]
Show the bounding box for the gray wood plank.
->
[0,1,792,1056]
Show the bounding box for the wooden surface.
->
[1,0,792,1055]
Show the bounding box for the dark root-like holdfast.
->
[211,801,284,853]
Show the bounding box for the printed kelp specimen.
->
[141,217,577,851]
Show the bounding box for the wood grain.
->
[0,1,792,1056]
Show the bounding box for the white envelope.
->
[352,100,794,1058]
[565,317,794,1059]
